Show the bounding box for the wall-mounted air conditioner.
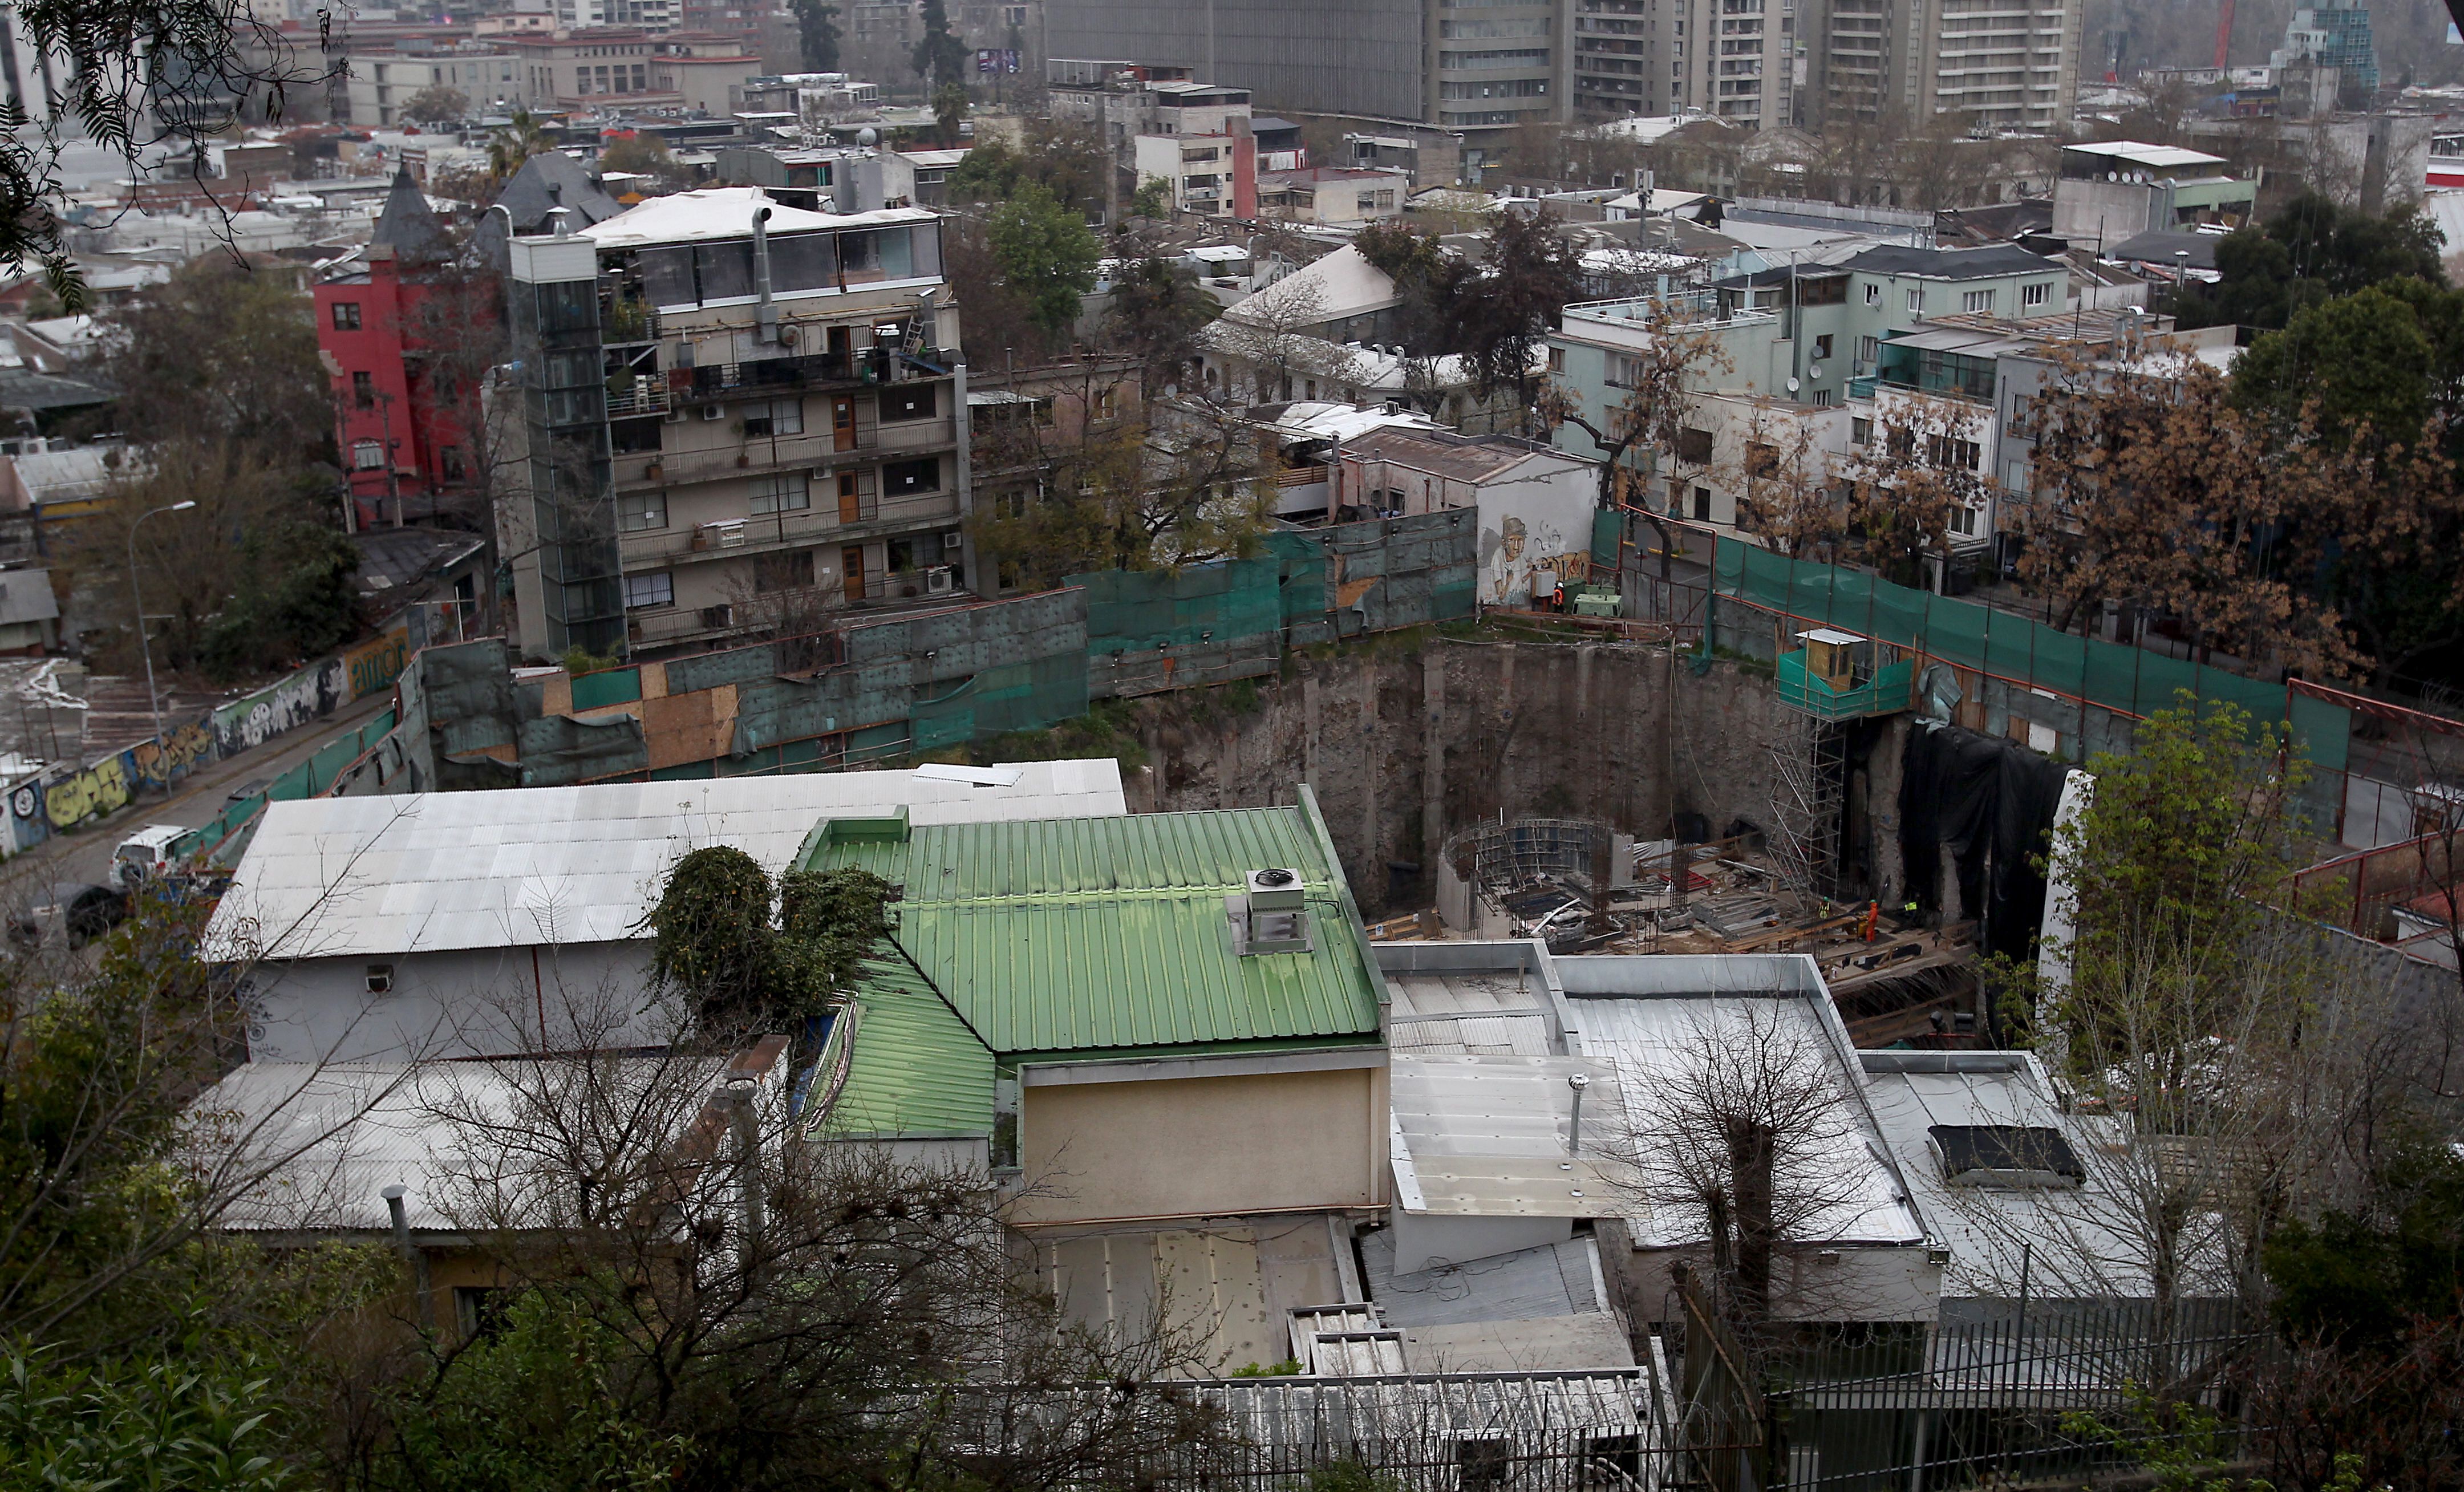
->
[925,566,954,595]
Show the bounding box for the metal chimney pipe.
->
[1567,1071,1590,1155]
[382,1185,434,1330]
[752,204,778,343]
[723,1076,764,1271]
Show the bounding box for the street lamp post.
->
[128,500,197,753]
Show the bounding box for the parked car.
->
[111,824,190,890]
[225,779,270,805]
[9,882,130,950]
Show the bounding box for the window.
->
[352,439,384,470]
[2022,280,2051,309]
[1811,333,1833,360]
[1962,289,1996,314]
[1927,434,1981,470]
[1744,441,1778,479]
[1850,417,1872,445]
[352,371,375,408]
[441,446,465,482]
[754,548,814,591]
[1812,388,1835,407]
[1692,486,1711,520]
[1905,286,1923,313]
[883,457,939,495]
[1856,334,1879,366]
[1948,504,1978,536]
[1929,1124,2085,1187]
[741,398,804,437]
[750,473,809,514]
[623,571,674,609]
[619,490,667,532]
[364,963,394,994]
[331,301,362,330]
[879,384,938,423]
[1676,426,1713,464]
[1864,283,1881,306]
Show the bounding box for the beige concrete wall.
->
[1014,1063,1386,1226]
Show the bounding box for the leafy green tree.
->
[788,0,840,71]
[931,81,968,144]
[910,0,967,87]
[197,523,364,684]
[2172,191,2446,331]
[377,1290,695,1490]
[597,133,688,190]
[399,85,469,126]
[645,849,894,1035]
[1103,256,1219,392]
[2227,281,2464,686]
[1449,208,1581,411]
[486,110,555,185]
[988,184,1100,336]
[646,847,784,1031]
[945,121,1111,217]
[1129,176,1172,220]
[2234,282,2447,449]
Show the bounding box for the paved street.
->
[4,688,395,895]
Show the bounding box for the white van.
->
[111,824,189,889]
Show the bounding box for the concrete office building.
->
[1805,0,2081,132]
[1044,0,1562,165]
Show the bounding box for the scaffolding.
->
[1767,713,1845,909]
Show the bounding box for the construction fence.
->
[1078,510,1480,698]
[245,513,1477,825]
[1704,538,2464,853]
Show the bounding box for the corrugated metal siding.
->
[809,808,1383,1054]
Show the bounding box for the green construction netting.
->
[1071,557,1286,655]
[1713,538,2353,768]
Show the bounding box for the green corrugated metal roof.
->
[799,808,1384,1056]
[809,953,995,1139]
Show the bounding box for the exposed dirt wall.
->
[1122,633,1855,917]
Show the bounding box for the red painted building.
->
[313,172,489,528]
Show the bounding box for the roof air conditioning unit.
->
[1235,867,1310,954]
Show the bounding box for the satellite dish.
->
[857,125,878,145]
[1787,376,1802,392]
[1808,362,1825,379]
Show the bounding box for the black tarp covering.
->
[1898,723,2068,962]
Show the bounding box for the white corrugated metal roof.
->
[576,185,933,248]
[189,1056,731,1234]
[1858,1052,2191,1300]
[1565,984,1927,1248]
[203,759,1127,961]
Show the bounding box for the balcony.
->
[1775,629,1915,719]
[671,346,941,401]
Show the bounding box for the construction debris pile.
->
[1415,816,1983,1047]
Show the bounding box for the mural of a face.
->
[1500,516,1526,563]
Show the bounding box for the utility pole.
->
[127,499,196,759]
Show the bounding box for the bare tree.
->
[1733,404,1845,560]
[1606,1000,1882,1347]
[1535,298,1733,580]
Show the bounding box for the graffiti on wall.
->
[212,657,347,756]
[129,721,214,789]
[345,629,408,702]
[46,753,130,829]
